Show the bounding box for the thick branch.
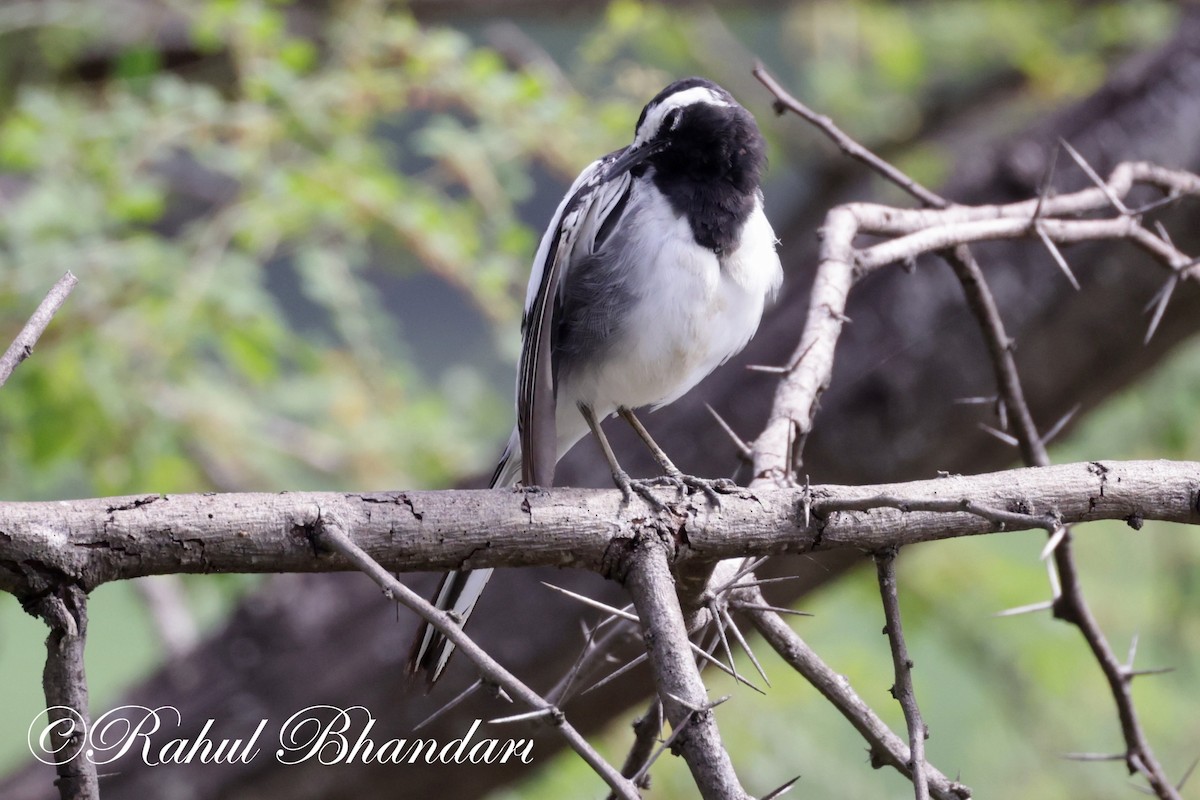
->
[618,534,746,799]
[27,585,97,800]
[0,461,1194,596]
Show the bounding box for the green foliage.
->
[775,0,1175,144]
[0,0,639,498]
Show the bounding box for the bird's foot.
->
[646,471,737,506]
[612,469,737,509]
[610,469,668,510]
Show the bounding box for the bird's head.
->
[606,77,765,192]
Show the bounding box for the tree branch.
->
[314,513,639,800]
[27,585,97,800]
[0,271,78,389]
[616,533,746,799]
[0,461,1194,596]
[736,584,970,800]
[875,549,929,800]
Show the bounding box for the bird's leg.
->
[617,407,736,504]
[579,403,665,509]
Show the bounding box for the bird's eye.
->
[663,108,681,132]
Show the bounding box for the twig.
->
[314,514,639,800]
[751,67,1196,800]
[753,63,943,207]
[941,164,1182,799]
[0,271,78,390]
[738,585,971,800]
[875,549,929,800]
[612,698,663,794]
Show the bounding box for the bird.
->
[409,77,783,684]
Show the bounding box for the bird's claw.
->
[645,472,736,506]
[612,469,736,509]
[611,469,667,510]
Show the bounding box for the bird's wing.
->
[518,150,633,487]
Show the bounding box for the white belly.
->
[557,190,781,435]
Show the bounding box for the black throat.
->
[648,103,765,255]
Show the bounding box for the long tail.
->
[407,433,521,685]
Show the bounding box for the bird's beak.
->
[604,140,666,180]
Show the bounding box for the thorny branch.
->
[618,534,747,799]
[313,513,640,800]
[752,63,1198,799]
[875,550,929,800]
[735,583,970,800]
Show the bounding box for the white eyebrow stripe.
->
[632,86,731,147]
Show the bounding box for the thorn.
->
[540,582,639,622]
[581,653,649,696]
[993,600,1053,618]
[733,603,814,617]
[662,691,706,713]
[1153,220,1176,249]
[749,337,822,374]
[663,692,731,714]
[1046,557,1062,599]
[721,606,771,687]
[1062,752,1127,762]
[691,638,766,694]
[1126,666,1175,678]
[978,422,1020,447]
[709,600,738,679]
[414,679,483,731]
[1039,524,1068,561]
[762,774,802,800]
[1035,224,1081,290]
[705,403,752,459]
[1126,632,1140,669]
[1131,192,1182,215]
[732,575,808,589]
[1143,273,1177,344]
[784,420,796,486]
[801,473,812,529]
[953,395,998,405]
[1177,752,1199,791]
[552,617,610,705]
[1039,404,1080,447]
[713,556,772,597]
[1059,138,1130,215]
[488,706,560,725]
[629,710,695,785]
[1032,143,1060,221]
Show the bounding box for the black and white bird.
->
[410,77,782,684]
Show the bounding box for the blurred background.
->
[0,1,1198,798]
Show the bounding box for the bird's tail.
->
[408,432,520,685]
